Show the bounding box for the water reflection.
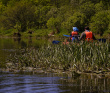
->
[0,37,49,62]
[0,73,66,93]
[13,37,21,43]
[59,74,110,93]
[0,73,110,93]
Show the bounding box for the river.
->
[0,73,110,93]
[0,37,110,93]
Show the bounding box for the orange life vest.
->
[85,31,93,41]
[71,31,78,40]
[71,31,78,36]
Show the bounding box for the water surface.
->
[0,73,110,93]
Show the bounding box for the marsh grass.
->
[7,41,110,73]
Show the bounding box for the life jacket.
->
[85,31,93,41]
[71,31,79,41]
[71,31,78,36]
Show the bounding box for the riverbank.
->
[1,65,110,79]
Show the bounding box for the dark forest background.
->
[0,0,110,37]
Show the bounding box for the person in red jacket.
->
[79,27,96,41]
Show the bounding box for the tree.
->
[31,0,51,6]
[46,17,60,33]
[90,11,109,36]
[61,12,86,32]
[36,5,51,29]
[79,0,100,4]
[95,1,106,12]
[0,0,10,5]
[0,2,5,15]
[46,6,58,19]
[79,1,95,23]
[0,1,36,32]
[70,0,80,9]
[101,0,110,9]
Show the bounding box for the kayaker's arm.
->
[79,32,86,40]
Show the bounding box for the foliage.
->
[0,2,5,15]
[79,1,95,23]
[90,11,110,36]
[95,1,106,12]
[46,6,58,19]
[46,17,60,30]
[61,12,86,32]
[36,5,51,29]
[0,1,36,32]
[0,0,10,5]
[0,0,110,36]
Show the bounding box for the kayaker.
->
[79,26,96,41]
[70,27,80,42]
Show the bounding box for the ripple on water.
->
[0,73,67,93]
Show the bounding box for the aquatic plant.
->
[7,41,110,73]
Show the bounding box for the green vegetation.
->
[6,41,110,73]
[0,0,110,37]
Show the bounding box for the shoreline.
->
[0,66,110,78]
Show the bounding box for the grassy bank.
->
[5,41,110,74]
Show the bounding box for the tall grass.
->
[7,41,110,73]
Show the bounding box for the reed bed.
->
[7,41,110,73]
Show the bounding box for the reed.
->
[7,41,110,73]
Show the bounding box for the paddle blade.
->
[52,40,60,44]
[63,34,71,37]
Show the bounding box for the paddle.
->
[63,34,71,37]
[52,40,60,44]
[63,34,80,37]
